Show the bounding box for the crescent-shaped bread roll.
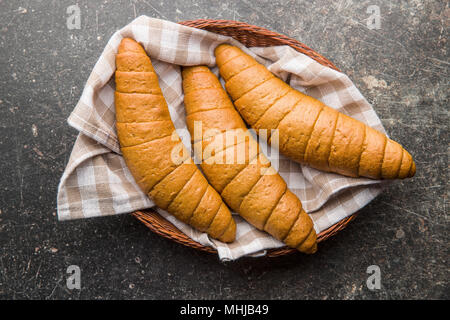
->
[215,44,416,180]
[115,38,235,242]
[182,66,317,254]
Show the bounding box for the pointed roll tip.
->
[218,218,237,243]
[294,216,318,254]
[118,38,146,55]
[214,43,234,56]
[402,149,416,179]
[299,232,318,254]
[408,160,416,178]
[305,242,318,254]
[181,65,210,78]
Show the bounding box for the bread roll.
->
[182,66,317,254]
[215,44,416,180]
[115,38,235,242]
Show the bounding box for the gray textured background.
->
[0,0,448,299]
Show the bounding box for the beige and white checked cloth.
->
[57,16,389,260]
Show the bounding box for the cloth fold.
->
[57,16,386,260]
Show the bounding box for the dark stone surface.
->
[0,0,448,299]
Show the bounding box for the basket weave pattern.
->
[131,19,357,257]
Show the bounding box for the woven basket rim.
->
[131,18,357,258]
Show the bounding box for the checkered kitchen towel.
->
[57,16,388,260]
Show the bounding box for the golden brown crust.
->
[182,65,317,254]
[115,38,235,242]
[225,64,275,101]
[215,44,416,179]
[207,203,235,241]
[165,170,209,222]
[184,88,234,115]
[239,173,287,230]
[116,52,155,73]
[190,185,222,231]
[115,71,162,94]
[254,90,303,137]
[381,140,403,179]
[304,106,339,172]
[284,209,315,249]
[148,162,197,210]
[408,160,416,178]
[264,190,302,240]
[186,108,247,142]
[234,78,291,126]
[116,120,173,147]
[115,92,170,123]
[217,53,258,81]
[220,154,271,212]
[120,136,185,193]
[328,113,366,177]
[276,97,324,161]
[397,149,411,179]
[358,126,386,179]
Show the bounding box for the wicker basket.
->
[131,19,358,257]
